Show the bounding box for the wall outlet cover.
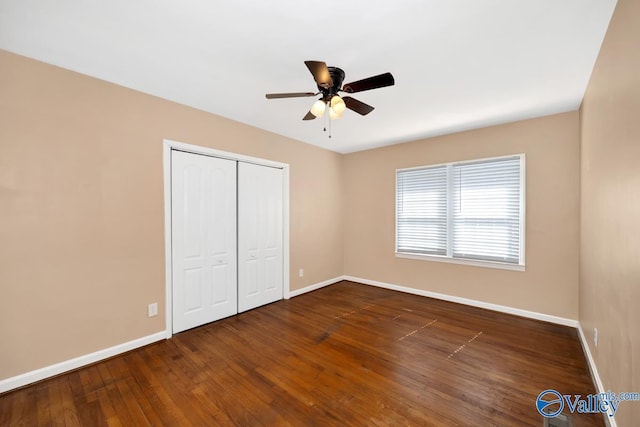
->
[148,303,158,317]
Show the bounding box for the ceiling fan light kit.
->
[330,96,346,115]
[310,95,347,119]
[310,99,327,118]
[266,60,395,137]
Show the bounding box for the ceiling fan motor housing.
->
[320,67,345,100]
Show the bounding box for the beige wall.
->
[0,50,344,380]
[343,112,581,319]
[579,0,640,424]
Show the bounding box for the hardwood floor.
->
[0,281,603,426]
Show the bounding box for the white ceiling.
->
[0,0,617,153]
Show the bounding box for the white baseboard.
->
[287,276,344,298]
[577,324,617,427]
[343,276,579,327]
[0,331,166,394]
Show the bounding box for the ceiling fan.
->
[265,61,395,121]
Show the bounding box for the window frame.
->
[395,154,526,272]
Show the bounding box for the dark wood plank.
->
[34,383,52,427]
[0,281,604,426]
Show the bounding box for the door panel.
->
[172,151,237,333]
[184,268,203,312]
[238,162,283,312]
[247,260,259,295]
[265,256,277,290]
[212,264,229,304]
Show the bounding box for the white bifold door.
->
[171,151,283,333]
[172,151,237,333]
[238,162,283,312]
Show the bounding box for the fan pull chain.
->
[328,103,332,139]
[322,100,332,138]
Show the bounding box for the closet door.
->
[238,162,283,312]
[171,151,237,333]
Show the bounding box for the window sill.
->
[395,252,525,272]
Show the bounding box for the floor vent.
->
[543,411,573,427]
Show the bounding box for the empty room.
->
[0,0,638,426]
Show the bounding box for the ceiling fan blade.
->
[343,96,375,116]
[303,111,316,120]
[342,72,395,93]
[304,60,333,89]
[266,92,316,99]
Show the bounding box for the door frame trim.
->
[162,139,290,338]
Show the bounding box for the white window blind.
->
[396,166,447,255]
[396,155,524,267]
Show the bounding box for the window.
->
[396,155,524,270]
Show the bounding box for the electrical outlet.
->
[299,268,304,278]
[594,327,598,348]
[148,302,158,317]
